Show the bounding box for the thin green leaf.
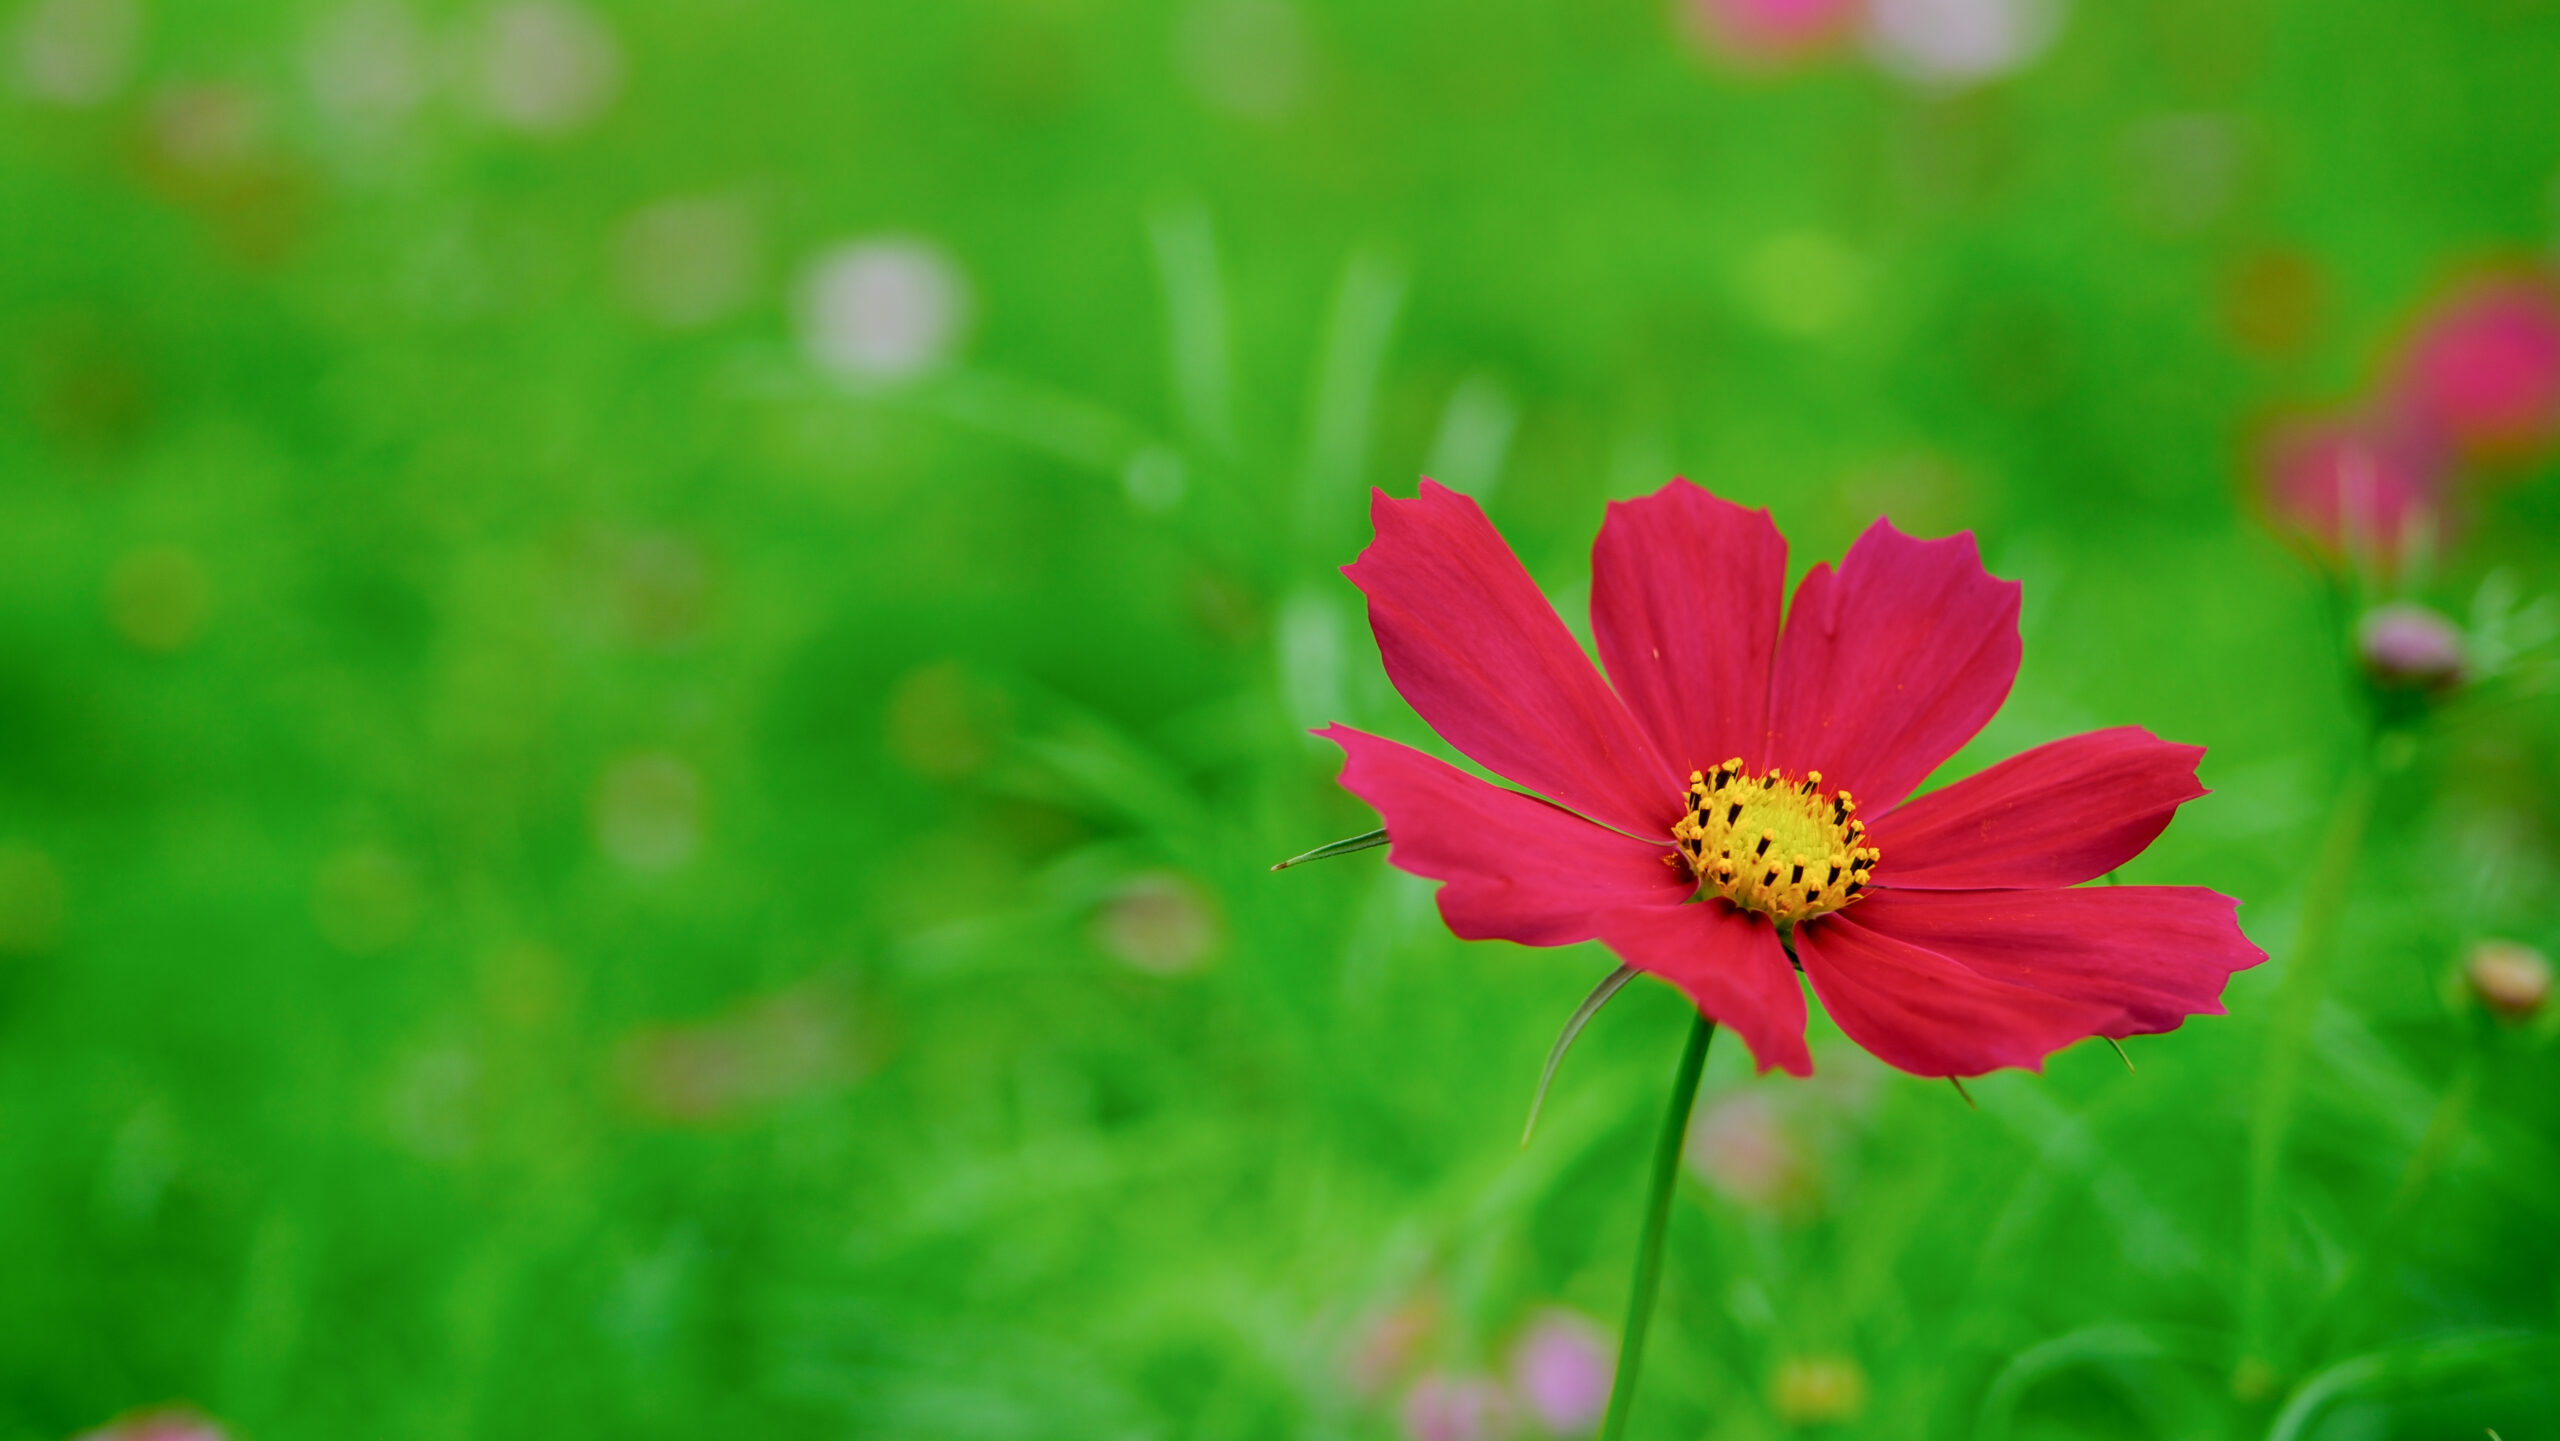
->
[1269,828,1389,871]
[1521,965,1638,1147]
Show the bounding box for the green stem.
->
[2239,758,2377,1376]
[1599,1011,1716,1441]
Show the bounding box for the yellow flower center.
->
[1672,759,1879,923]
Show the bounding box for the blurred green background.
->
[5,0,2560,1437]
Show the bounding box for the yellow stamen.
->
[1670,763,1879,921]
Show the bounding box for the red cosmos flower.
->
[1319,480,2264,1078]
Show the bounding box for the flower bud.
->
[2465,939,2551,1023]
[2355,603,2466,692]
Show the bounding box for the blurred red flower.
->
[2391,273,2560,462]
[1321,480,2262,1078]
[2258,413,2445,576]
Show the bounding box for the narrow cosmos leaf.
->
[1521,965,1639,1147]
[1269,828,1390,871]
[1950,1076,1978,1110]
[2105,1037,2135,1072]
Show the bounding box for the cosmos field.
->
[5,0,2560,1437]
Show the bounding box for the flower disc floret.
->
[1672,759,1877,922]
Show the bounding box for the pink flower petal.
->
[1347,482,1682,839]
[1865,727,2206,890]
[1591,479,1788,778]
[1322,725,1691,946]
[1598,901,1812,1076]
[1764,520,2022,813]
[1794,909,2120,1077]
[1843,885,2265,1038]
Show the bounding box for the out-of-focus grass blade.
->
[1520,965,1636,1147]
[1977,1324,2163,1441]
[1422,373,1517,502]
[1296,248,1407,551]
[1270,828,1388,871]
[2266,1332,2558,1441]
[1148,202,1237,457]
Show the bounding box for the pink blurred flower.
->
[2259,414,2445,574]
[75,1407,228,1441]
[1402,1372,1517,1441]
[1678,0,1861,63]
[1687,1090,1818,1212]
[2391,273,2560,462]
[1508,1309,1612,1436]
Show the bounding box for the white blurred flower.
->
[304,0,430,126]
[471,0,620,136]
[1865,0,2061,87]
[1176,0,1311,121]
[615,195,758,329]
[9,0,137,106]
[797,238,971,382]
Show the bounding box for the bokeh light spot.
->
[471,0,621,136]
[593,751,703,872]
[883,660,1011,780]
[1741,231,1865,337]
[1771,1354,1868,1424]
[798,238,971,383]
[1176,0,1311,121]
[1508,1308,1612,1436]
[106,544,209,652]
[1865,0,2061,87]
[312,845,421,955]
[8,0,136,107]
[0,843,67,956]
[616,195,758,330]
[1090,870,1223,976]
[303,0,430,126]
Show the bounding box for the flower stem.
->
[1599,1010,1716,1441]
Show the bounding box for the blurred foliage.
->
[4,0,2560,1438]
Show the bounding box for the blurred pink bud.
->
[2259,415,2443,574]
[1677,0,1860,64]
[1508,1309,1612,1436]
[2466,939,2551,1023]
[1401,1372,1516,1441]
[2393,274,2560,462]
[76,1407,228,1441]
[1687,1091,1816,1212]
[2355,603,2466,692]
